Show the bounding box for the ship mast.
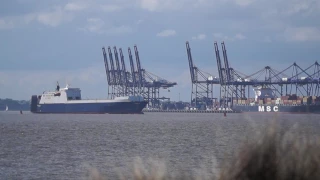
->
[56,81,60,91]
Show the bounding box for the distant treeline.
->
[0,98,30,111]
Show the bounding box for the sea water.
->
[0,112,319,179]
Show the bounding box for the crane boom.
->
[107,46,117,85]
[119,48,128,86]
[186,41,196,82]
[102,47,111,84]
[214,42,225,85]
[134,45,144,87]
[221,42,231,82]
[128,47,137,85]
[113,46,122,85]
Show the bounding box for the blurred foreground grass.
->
[86,123,320,180]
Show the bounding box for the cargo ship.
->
[30,83,148,114]
[230,87,320,113]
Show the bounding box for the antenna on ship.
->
[65,79,71,89]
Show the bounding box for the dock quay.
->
[142,109,238,113]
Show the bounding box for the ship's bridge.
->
[253,87,275,101]
[62,86,82,100]
[39,84,82,104]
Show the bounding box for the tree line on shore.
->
[0,98,30,111]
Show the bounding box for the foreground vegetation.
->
[86,125,320,180]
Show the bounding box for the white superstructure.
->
[253,86,275,101]
[39,84,144,104]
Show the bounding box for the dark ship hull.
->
[229,88,320,113]
[232,104,320,113]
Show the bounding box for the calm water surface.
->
[0,112,319,179]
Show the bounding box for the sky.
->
[1,0,320,101]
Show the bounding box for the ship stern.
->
[30,95,39,113]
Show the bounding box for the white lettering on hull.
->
[258,106,264,112]
[273,106,278,112]
[258,106,279,112]
[266,106,271,112]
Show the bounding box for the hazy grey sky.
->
[1,0,320,100]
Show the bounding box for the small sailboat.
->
[5,105,8,111]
